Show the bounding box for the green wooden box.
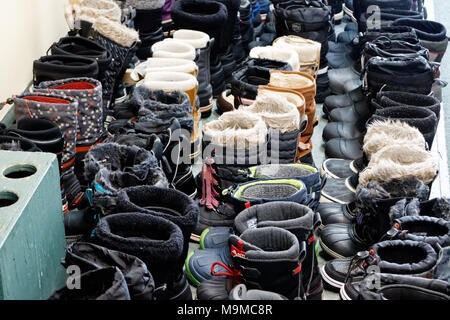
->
[0,150,67,299]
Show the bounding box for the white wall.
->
[0,0,68,101]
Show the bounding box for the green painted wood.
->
[0,151,66,300]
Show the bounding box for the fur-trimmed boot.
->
[93,212,192,300]
[319,177,431,259]
[13,92,87,210]
[273,36,322,78]
[170,0,228,97]
[105,116,197,198]
[268,70,317,165]
[173,30,214,118]
[240,95,301,163]
[84,142,168,196]
[142,71,200,161]
[234,202,323,299]
[63,242,155,300]
[49,267,131,300]
[368,106,438,148]
[127,0,165,60]
[87,16,140,109]
[34,77,105,184]
[358,143,438,187]
[249,46,300,71]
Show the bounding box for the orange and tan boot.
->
[268,70,317,164]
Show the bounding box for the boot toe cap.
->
[316,203,354,226]
[320,223,361,258]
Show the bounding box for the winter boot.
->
[374,90,441,120]
[368,106,438,148]
[49,267,130,300]
[95,186,198,286]
[347,273,450,300]
[63,242,155,300]
[142,71,200,161]
[268,70,317,164]
[83,142,168,196]
[234,202,323,300]
[173,30,214,118]
[362,56,435,95]
[358,143,438,187]
[392,18,449,65]
[0,134,40,152]
[321,239,438,291]
[12,92,87,210]
[87,17,140,109]
[50,36,112,84]
[239,0,255,54]
[151,38,196,60]
[128,0,165,60]
[34,77,105,184]
[249,46,299,71]
[202,109,268,166]
[170,0,228,97]
[319,177,431,258]
[227,227,306,299]
[241,94,301,163]
[33,55,99,86]
[93,212,192,300]
[215,0,242,80]
[273,36,322,78]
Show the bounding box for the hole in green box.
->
[0,191,18,208]
[4,164,37,179]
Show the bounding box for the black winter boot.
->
[93,212,191,300]
[234,202,323,300]
[228,227,306,299]
[321,239,438,291]
[49,267,130,300]
[319,177,431,258]
[128,0,165,60]
[347,273,450,300]
[63,241,155,300]
[170,0,228,97]
[96,186,199,278]
[33,55,99,86]
[50,36,112,82]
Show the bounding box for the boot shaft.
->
[229,227,305,299]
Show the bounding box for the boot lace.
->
[210,261,242,284]
[199,157,220,210]
[344,249,378,284]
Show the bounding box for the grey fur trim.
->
[127,0,165,9]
